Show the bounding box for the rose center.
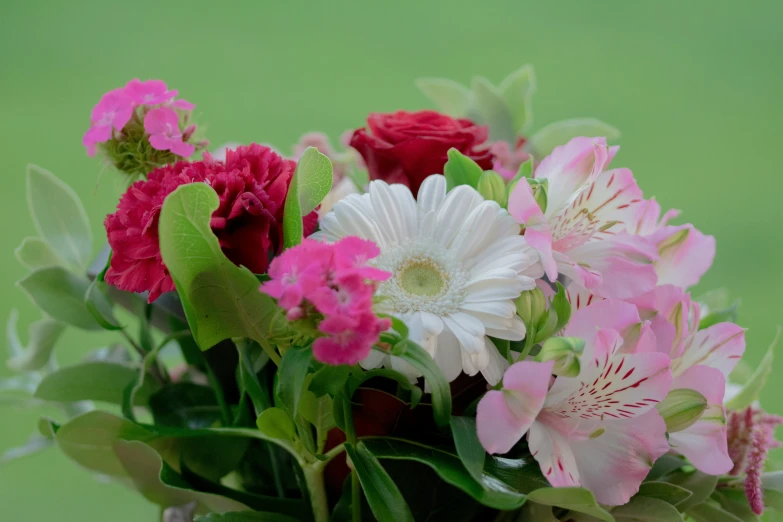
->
[398,259,446,297]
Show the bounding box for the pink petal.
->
[144,107,180,135]
[565,232,658,299]
[477,360,554,454]
[570,410,670,505]
[170,140,195,157]
[528,420,581,487]
[629,285,693,359]
[564,298,641,346]
[549,168,644,254]
[668,365,732,475]
[148,134,176,152]
[651,224,715,289]
[508,178,557,280]
[678,322,745,379]
[82,125,112,155]
[171,98,196,110]
[534,137,613,215]
[546,327,672,421]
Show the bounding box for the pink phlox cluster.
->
[83,79,196,157]
[260,237,391,365]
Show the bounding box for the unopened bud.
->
[528,178,548,214]
[477,170,508,208]
[516,287,547,327]
[536,336,584,377]
[656,388,708,433]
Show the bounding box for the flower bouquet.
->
[4,68,782,522]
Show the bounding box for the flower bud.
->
[477,170,508,207]
[516,287,547,327]
[536,336,584,377]
[656,388,708,433]
[527,178,548,214]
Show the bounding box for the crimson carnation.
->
[349,110,493,195]
[104,143,318,302]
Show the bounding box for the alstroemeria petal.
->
[477,360,553,454]
[668,365,733,475]
[570,409,670,506]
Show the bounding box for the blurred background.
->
[1,0,782,520]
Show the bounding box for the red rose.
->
[105,144,318,302]
[349,110,493,195]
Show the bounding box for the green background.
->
[2,0,782,520]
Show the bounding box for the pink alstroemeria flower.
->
[144,107,195,157]
[631,285,745,475]
[629,198,716,289]
[508,137,659,300]
[477,300,672,506]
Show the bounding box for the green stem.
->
[302,463,330,522]
[256,336,281,366]
[351,470,361,522]
[518,324,537,361]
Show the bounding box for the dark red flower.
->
[349,110,493,195]
[105,143,317,302]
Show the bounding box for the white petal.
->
[417,175,447,215]
[480,337,510,385]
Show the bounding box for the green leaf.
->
[529,118,620,158]
[637,481,693,506]
[6,309,66,372]
[113,439,249,513]
[35,361,158,405]
[444,148,484,191]
[387,340,452,428]
[276,345,312,417]
[361,437,527,510]
[527,487,615,522]
[283,147,333,248]
[725,328,778,410]
[149,383,222,429]
[711,488,762,521]
[196,513,300,522]
[645,454,687,482]
[471,76,517,144]
[26,164,92,271]
[256,407,295,442]
[14,236,64,270]
[84,279,123,330]
[309,364,353,398]
[611,496,684,521]
[665,469,718,512]
[17,267,102,330]
[520,502,560,521]
[476,171,508,207]
[48,410,299,478]
[157,183,281,358]
[415,78,472,117]
[551,282,572,333]
[498,64,536,134]
[299,390,335,451]
[687,502,744,522]
[345,442,415,522]
[346,368,423,408]
[236,341,272,415]
[450,416,485,484]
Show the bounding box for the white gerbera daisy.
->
[317,175,540,384]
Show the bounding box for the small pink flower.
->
[171,98,196,111]
[82,88,134,156]
[260,237,391,366]
[144,107,195,157]
[261,240,332,310]
[125,78,178,106]
[332,236,392,283]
